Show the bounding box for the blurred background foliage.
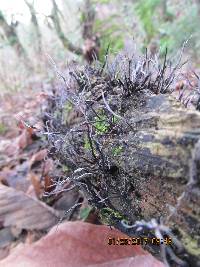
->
[0,0,200,94]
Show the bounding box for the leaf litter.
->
[0,88,82,261]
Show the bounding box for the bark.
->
[82,0,95,40]
[102,93,200,261]
[24,0,42,53]
[161,0,168,20]
[50,0,83,56]
[81,0,100,63]
[49,91,200,265]
[50,0,99,63]
[161,0,173,22]
[0,11,27,59]
[196,0,200,16]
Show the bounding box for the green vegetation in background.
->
[99,33,124,62]
[93,0,111,3]
[1,0,200,95]
[134,0,200,57]
[94,12,124,62]
[159,4,200,56]
[135,0,161,45]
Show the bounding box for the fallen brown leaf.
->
[27,172,43,198]
[17,129,32,150]
[0,228,15,249]
[87,255,165,267]
[30,149,47,168]
[44,175,54,193]
[0,184,59,230]
[26,185,38,199]
[0,163,30,192]
[0,221,165,267]
[0,140,19,157]
[0,248,9,261]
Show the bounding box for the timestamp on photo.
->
[107,236,172,246]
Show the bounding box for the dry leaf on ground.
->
[27,172,43,198]
[0,162,30,192]
[17,129,33,150]
[0,221,165,267]
[29,149,47,168]
[0,184,59,230]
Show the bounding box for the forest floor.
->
[0,85,165,267]
[0,57,198,266]
[0,85,86,259]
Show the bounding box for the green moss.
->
[63,102,73,113]
[62,165,69,172]
[93,112,119,134]
[99,208,124,225]
[84,136,91,150]
[112,145,123,156]
[180,229,200,257]
[62,101,73,123]
[94,114,109,134]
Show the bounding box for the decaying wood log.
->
[101,93,200,266]
[45,50,200,266]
